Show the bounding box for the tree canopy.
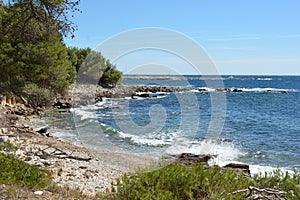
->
[0,0,122,107]
[3,0,80,39]
[0,0,79,107]
[73,47,123,87]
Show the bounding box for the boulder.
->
[36,127,48,135]
[53,101,72,109]
[176,153,213,166]
[198,88,207,92]
[223,163,251,177]
[232,88,243,92]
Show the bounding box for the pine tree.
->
[0,1,79,107]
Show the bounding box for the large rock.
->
[223,163,251,177]
[176,153,213,166]
[53,100,72,109]
[232,88,243,92]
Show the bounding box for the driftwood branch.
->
[40,146,92,161]
[231,186,287,200]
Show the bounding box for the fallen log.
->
[40,146,92,161]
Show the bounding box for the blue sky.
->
[65,0,300,75]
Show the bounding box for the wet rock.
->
[198,88,208,92]
[232,88,243,92]
[176,153,213,166]
[53,100,72,109]
[223,163,251,177]
[216,88,226,92]
[132,93,150,98]
[45,132,53,137]
[36,127,48,135]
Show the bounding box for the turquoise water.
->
[45,76,300,173]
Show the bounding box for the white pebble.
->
[34,191,43,195]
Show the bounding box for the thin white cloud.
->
[206,36,260,42]
[215,56,300,65]
[278,34,300,38]
[212,46,258,51]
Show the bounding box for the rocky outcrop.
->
[94,85,186,101]
[173,153,252,178]
[4,104,35,116]
[0,105,153,196]
[134,86,184,93]
[53,100,72,109]
[223,163,251,177]
[175,153,213,166]
[232,88,243,92]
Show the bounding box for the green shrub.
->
[0,152,51,188]
[103,163,254,200]
[0,141,18,152]
[253,169,300,199]
[102,162,300,200]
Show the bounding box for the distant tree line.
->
[0,0,122,107]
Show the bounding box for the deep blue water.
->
[45,75,300,173]
[119,76,300,170]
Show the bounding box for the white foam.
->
[155,95,167,99]
[71,108,98,120]
[117,130,181,146]
[194,87,298,93]
[188,89,201,93]
[164,139,297,176]
[166,139,244,165]
[256,78,273,81]
[198,87,216,92]
[238,87,291,92]
[70,99,121,121]
[249,164,295,176]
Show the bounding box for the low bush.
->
[0,152,51,188]
[102,163,300,200]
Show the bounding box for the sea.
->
[37,75,300,174]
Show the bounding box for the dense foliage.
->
[0,1,78,107]
[72,47,123,87]
[0,141,51,189]
[102,163,300,200]
[99,60,123,87]
[0,1,122,107]
[0,153,51,188]
[3,0,80,39]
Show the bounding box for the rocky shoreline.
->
[0,104,153,197]
[0,83,290,199]
[0,99,251,197]
[53,83,289,109]
[0,102,251,197]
